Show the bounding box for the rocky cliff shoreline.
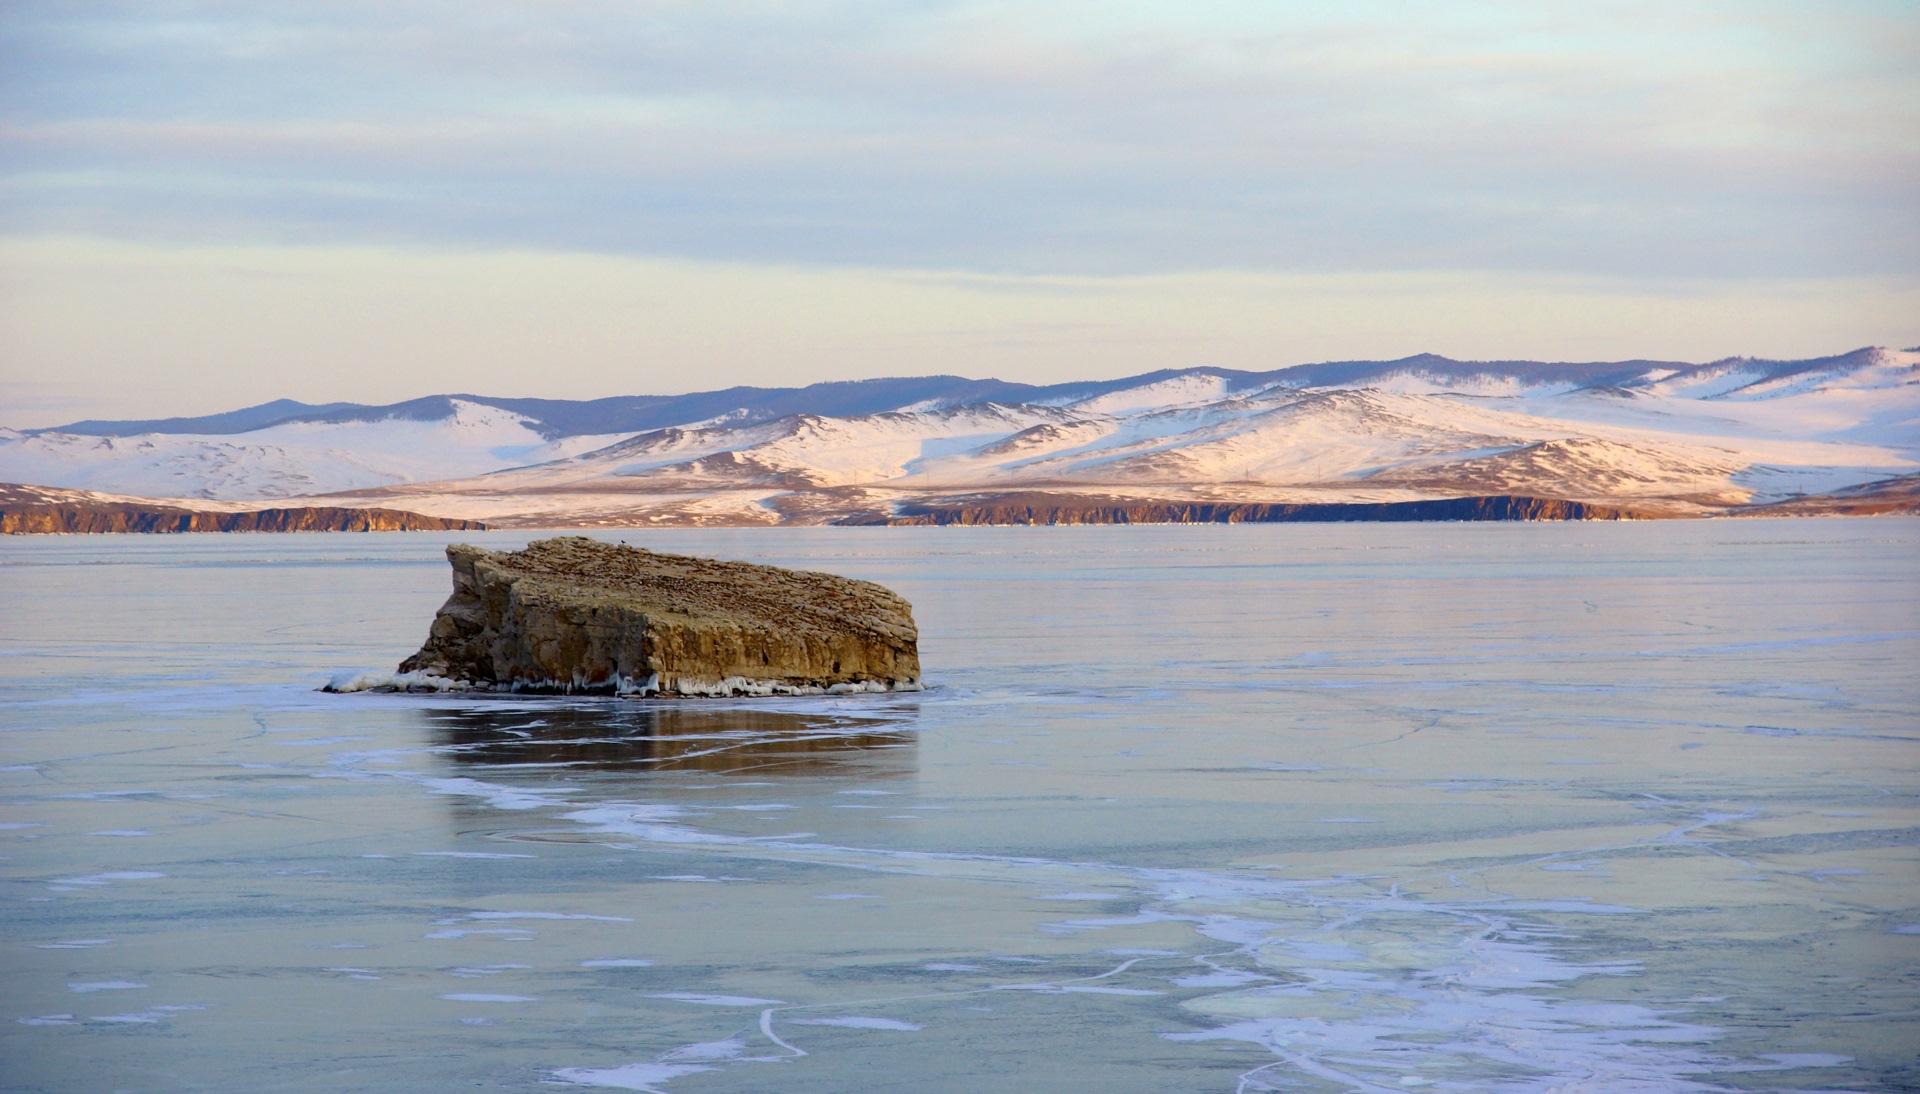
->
[0,484,487,534]
[843,493,1651,526]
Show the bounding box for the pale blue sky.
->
[2,1,1916,422]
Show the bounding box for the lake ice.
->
[2,523,1915,1091]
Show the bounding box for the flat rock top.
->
[463,536,915,638]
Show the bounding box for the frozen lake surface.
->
[3,522,1917,1092]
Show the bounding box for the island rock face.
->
[845,493,1649,526]
[394,537,921,697]
[0,483,488,534]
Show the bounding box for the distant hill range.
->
[4,347,1916,528]
[32,349,1903,440]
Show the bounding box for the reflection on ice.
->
[416,700,919,777]
[8,526,1914,1092]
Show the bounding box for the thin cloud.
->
[0,1,1914,277]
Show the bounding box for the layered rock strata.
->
[0,484,487,534]
[390,536,921,697]
[844,493,1649,526]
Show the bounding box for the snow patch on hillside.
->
[7,348,1913,521]
[1331,371,1582,398]
[0,399,611,499]
[1065,375,1239,416]
[700,406,1072,487]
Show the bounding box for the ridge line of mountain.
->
[5,344,1911,521]
[27,346,1896,440]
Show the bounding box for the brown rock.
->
[389,536,921,697]
[840,492,1653,525]
[0,484,488,534]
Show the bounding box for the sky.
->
[2,1,1916,426]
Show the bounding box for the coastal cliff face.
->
[844,493,1650,526]
[0,485,487,533]
[394,537,921,697]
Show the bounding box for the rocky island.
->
[376,536,921,697]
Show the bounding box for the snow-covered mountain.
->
[0,400,630,499]
[5,347,1916,523]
